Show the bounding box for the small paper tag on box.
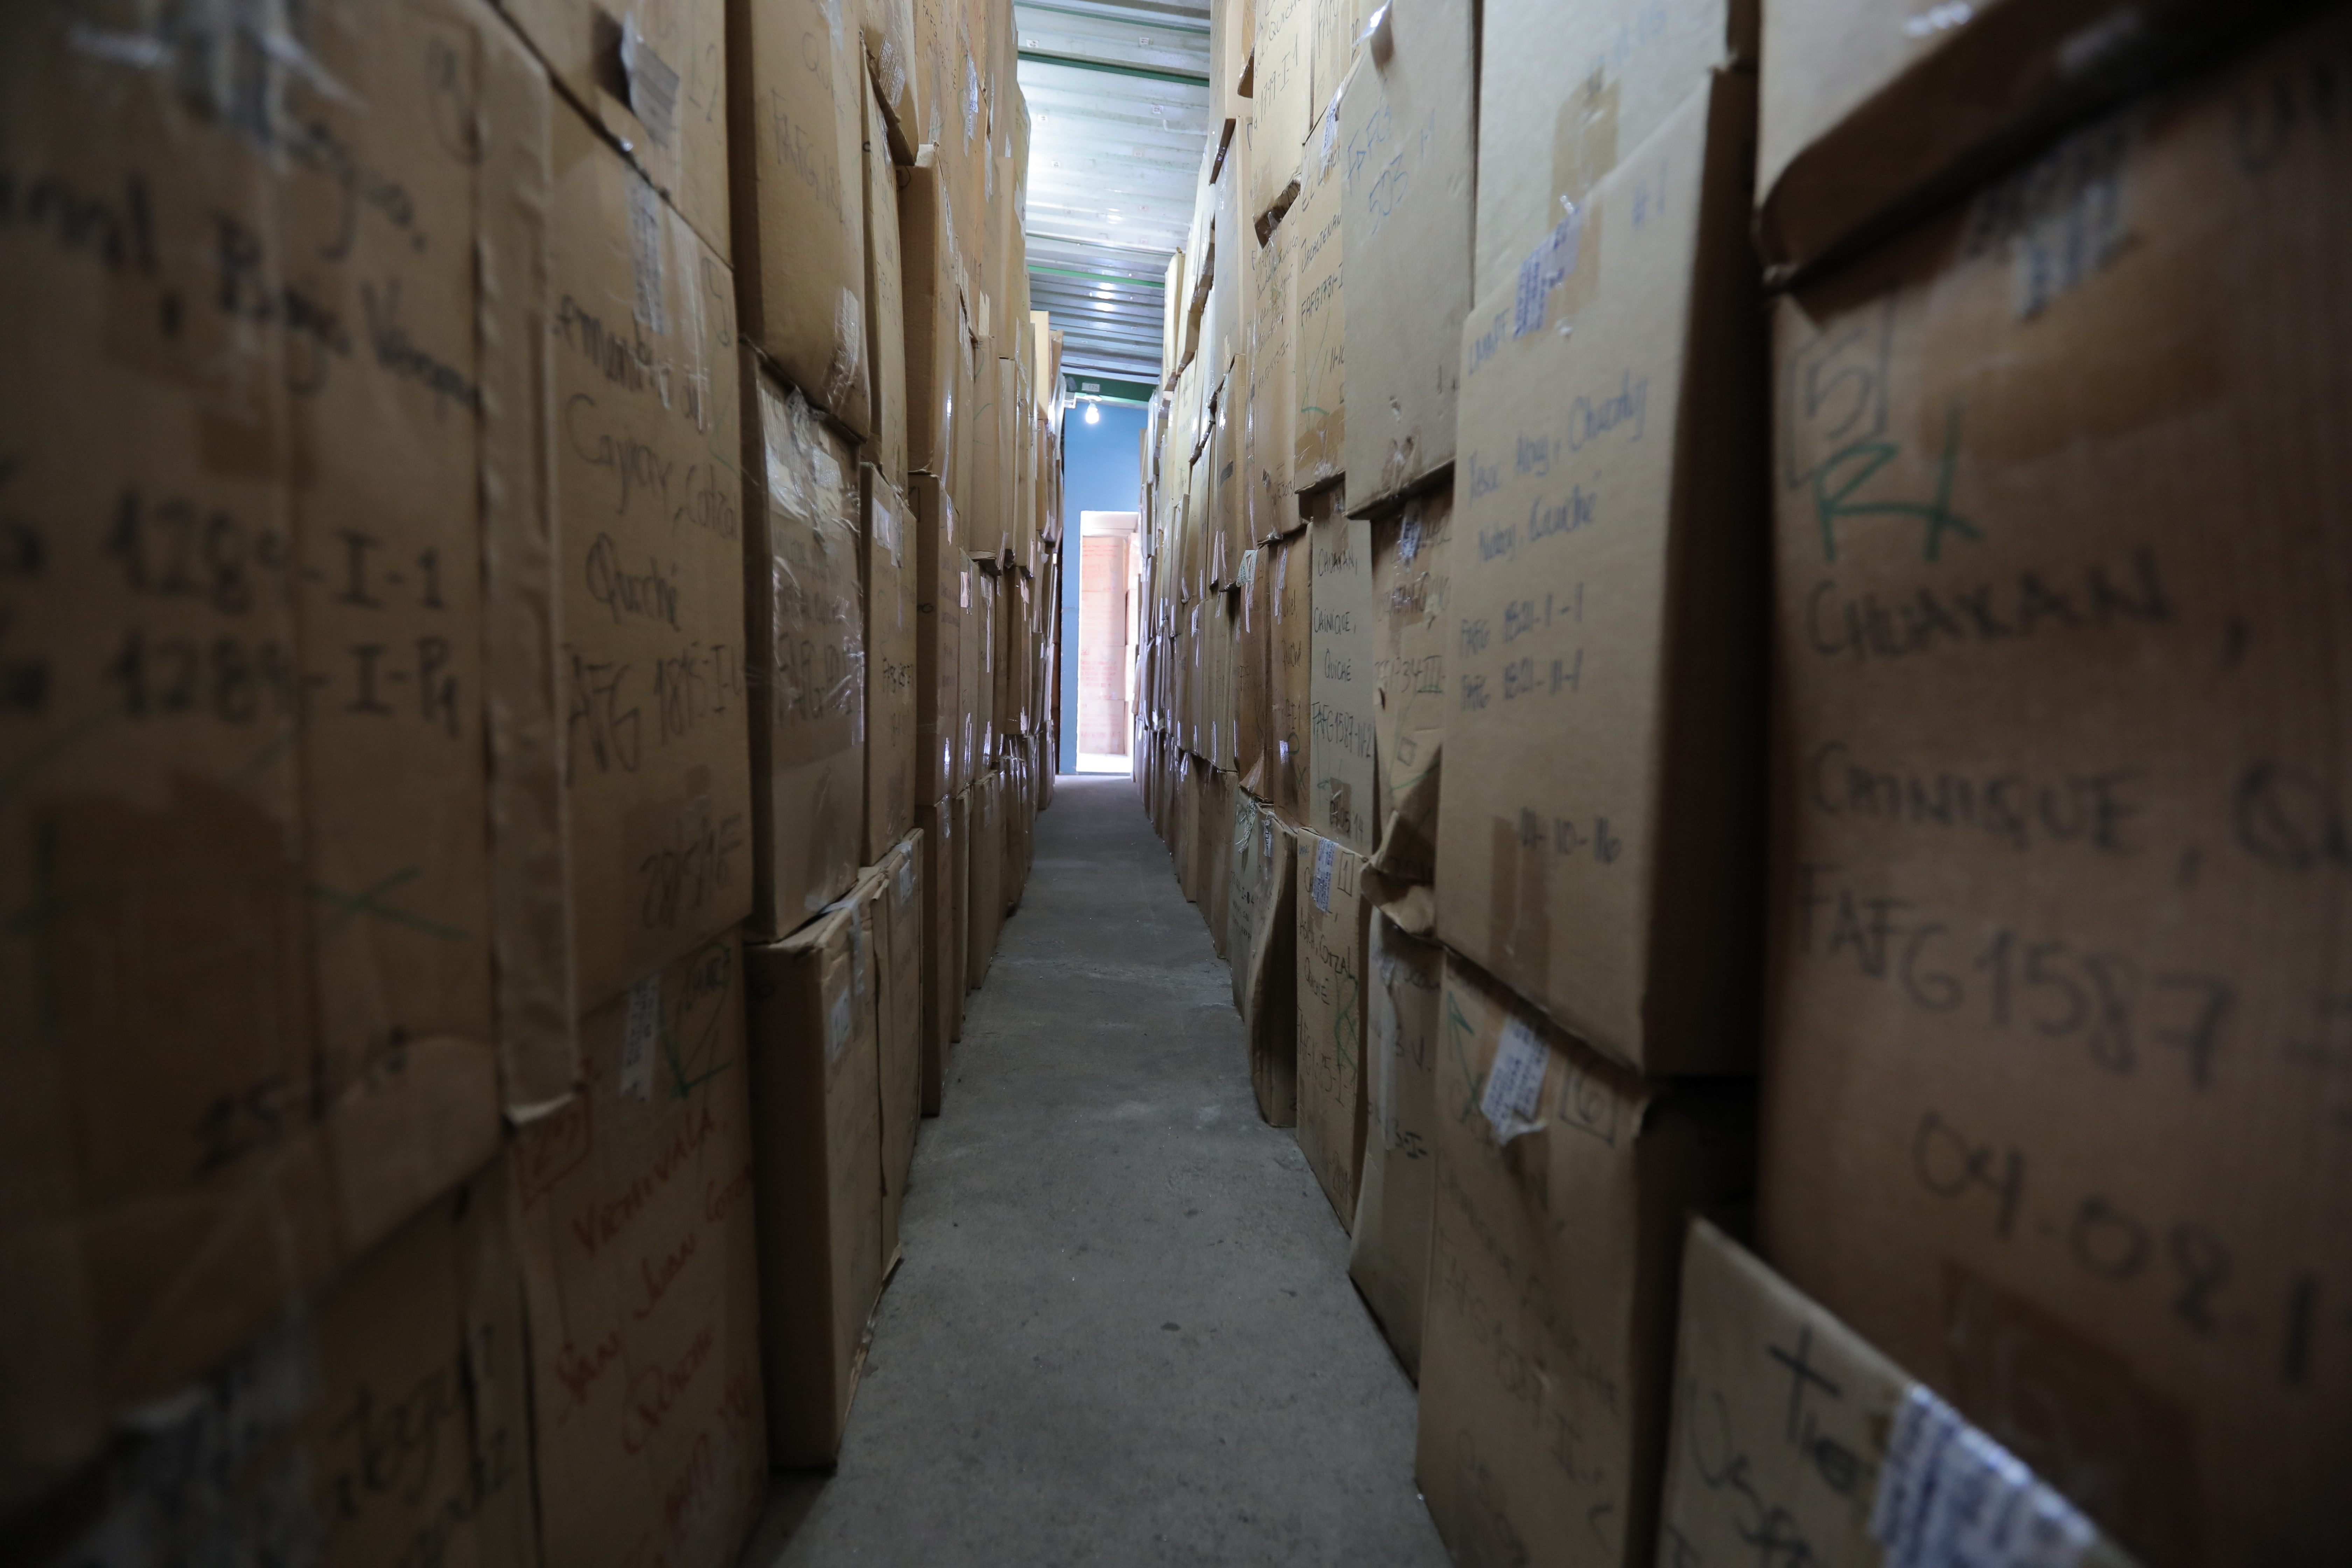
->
[1311,837,1337,912]
[1871,1384,2095,1568]
[620,974,660,1101]
[1480,1015,1550,1143]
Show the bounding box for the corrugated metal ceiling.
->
[1016,0,1212,385]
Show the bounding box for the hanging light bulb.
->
[1084,398,1101,425]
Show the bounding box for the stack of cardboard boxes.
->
[4,0,1060,1557]
[1138,0,2347,1563]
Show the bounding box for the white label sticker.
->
[1479,1016,1550,1143]
[626,180,665,337]
[620,974,660,1101]
[827,986,855,1065]
[1871,1384,2096,1568]
[1311,838,1336,912]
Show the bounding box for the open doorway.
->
[1076,510,1140,772]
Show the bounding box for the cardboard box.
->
[1419,950,1754,1568]
[897,154,961,483]
[1347,910,1440,1379]
[1370,489,1451,888]
[1231,801,1302,1126]
[1336,0,1474,513]
[861,839,924,1266]
[728,0,873,435]
[1758,19,2352,1562]
[515,930,768,1568]
[965,771,1004,987]
[1294,832,1370,1229]
[498,0,732,257]
[1309,0,1376,136]
[557,104,751,1004]
[1308,492,1377,854]
[950,786,972,1040]
[1659,1220,2137,1568]
[746,903,884,1468]
[916,797,959,1114]
[863,79,910,491]
[44,1154,539,1567]
[967,561,997,769]
[1266,529,1316,827]
[0,2,569,1500]
[1754,0,2287,278]
[1247,209,1299,547]
[1236,550,1272,793]
[1434,71,1766,1076]
[912,476,964,804]
[1250,0,1314,224]
[1474,0,1755,300]
[860,0,923,162]
[864,469,917,862]
[1291,122,1348,492]
[1204,768,1235,959]
[744,365,866,940]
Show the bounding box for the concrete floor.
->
[739,775,1449,1568]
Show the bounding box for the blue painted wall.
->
[1057,401,1148,772]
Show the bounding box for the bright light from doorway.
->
[1084,401,1100,424]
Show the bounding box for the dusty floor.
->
[738,774,1447,1567]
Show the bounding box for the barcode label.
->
[1311,838,1337,912]
[620,974,660,1101]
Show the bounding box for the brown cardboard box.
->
[1434,70,1765,1076]
[898,154,961,484]
[1659,1220,2137,1568]
[1336,0,1474,514]
[744,365,866,940]
[1232,801,1302,1126]
[1370,489,1451,890]
[498,0,732,257]
[515,930,768,1568]
[863,79,910,491]
[728,0,873,436]
[1204,768,1235,959]
[45,1154,539,1567]
[1250,0,1314,224]
[861,0,923,162]
[1418,950,1753,1568]
[1291,123,1348,492]
[917,798,959,1114]
[0,1,570,1502]
[1247,208,1298,547]
[967,562,997,769]
[558,104,752,1005]
[1754,0,2289,279]
[1474,0,1755,299]
[950,786,972,1041]
[746,903,884,1468]
[1347,910,1439,1378]
[859,841,923,1267]
[1294,831,1369,1228]
[864,469,918,861]
[1758,18,2352,1562]
[1308,492,1377,854]
[1309,0,1375,137]
[913,477,965,804]
[1175,757,1202,905]
[956,555,981,789]
[965,771,1005,988]
[1236,550,1272,793]
[1267,529,1316,827]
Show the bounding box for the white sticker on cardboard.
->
[1311,837,1336,912]
[827,986,855,1065]
[620,973,660,1101]
[1871,1384,2095,1568]
[1480,1016,1550,1143]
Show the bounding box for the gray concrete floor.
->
[739,774,1449,1568]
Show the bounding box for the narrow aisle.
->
[741,776,1448,1567]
